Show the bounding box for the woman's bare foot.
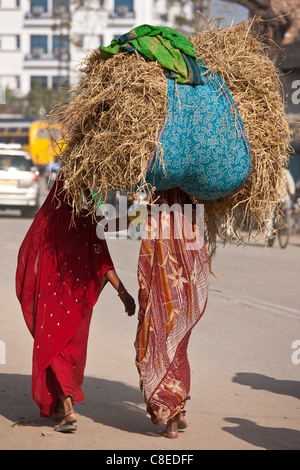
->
[161,416,178,439]
[161,411,188,438]
[53,398,64,420]
[54,396,77,433]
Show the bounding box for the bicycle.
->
[290,198,300,235]
[267,206,290,249]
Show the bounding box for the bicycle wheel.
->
[278,225,290,248]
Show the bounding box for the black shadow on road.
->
[222,372,300,449]
[222,417,300,450]
[232,372,300,400]
[0,373,157,436]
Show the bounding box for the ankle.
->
[59,395,74,414]
[167,417,178,433]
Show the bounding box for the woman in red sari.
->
[134,188,209,438]
[16,177,135,432]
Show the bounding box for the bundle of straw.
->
[50,51,168,214]
[190,19,291,257]
[50,18,291,259]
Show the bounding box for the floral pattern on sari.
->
[134,189,209,424]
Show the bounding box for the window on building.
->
[31,35,48,55]
[0,0,21,8]
[30,0,48,13]
[52,76,68,89]
[114,0,134,15]
[53,35,69,56]
[16,35,20,49]
[31,76,48,88]
[53,0,70,12]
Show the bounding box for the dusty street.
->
[0,188,300,451]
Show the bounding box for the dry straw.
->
[49,18,291,260]
[190,18,291,258]
[49,51,168,213]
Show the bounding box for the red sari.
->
[134,189,209,424]
[16,177,114,417]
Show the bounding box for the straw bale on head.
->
[190,19,291,257]
[50,50,168,213]
[50,18,291,260]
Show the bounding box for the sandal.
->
[161,429,178,439]
[54,410,77,433]
[161,415,178,439]
[161,410,188,438]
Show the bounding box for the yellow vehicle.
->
[0,119,64,169]
[0,120,31,151]
[29,120,64,168]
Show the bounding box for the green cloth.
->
[90,190,103,207]
[99,24,203,85]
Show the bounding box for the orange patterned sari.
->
[134,189,209,425]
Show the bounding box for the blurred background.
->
[0,0,299,203]
[1,4,300,450]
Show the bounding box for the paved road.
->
[0,184,300,450]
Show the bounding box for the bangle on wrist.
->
[118,289,127,297]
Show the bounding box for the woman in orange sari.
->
[16,177,135,432]
[134,188,209,438]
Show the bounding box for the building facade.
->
[0,0,248,99]
[0,0,171,98]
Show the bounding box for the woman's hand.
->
[118,290,136,317]
[104,269,136,316]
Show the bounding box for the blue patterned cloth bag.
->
[145,64,251,200]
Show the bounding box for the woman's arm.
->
[105,268,136,317]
